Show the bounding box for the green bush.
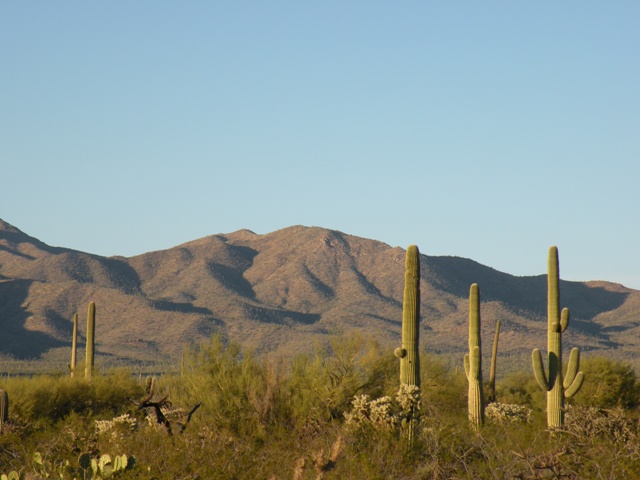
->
[495,370,546,410]
[174,335,296,439]
[289,334,397,424]
[570,356,640,408]
[420,354,467,415]
[1,370,142,422]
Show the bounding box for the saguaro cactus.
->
[532,246,584,429]
[68,313,78,378]
[85,302,96,380]
[394,245,421,387]
[487,319,501,403]
[464,283,484,428]
[0,389,8,432]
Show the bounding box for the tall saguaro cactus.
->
[487,319,501,403]
[464,283,484,428]
[532,246,584,428]
[394,245,421,387]
[68,313,78,378]
[0,389,8,432]
[85,302,96,380]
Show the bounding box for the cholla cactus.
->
[368,396,396,430]
[565,406,635,443]
[485,403,532,424]
[344,394,371,427]
[95,413,138,438]
[345,394,397,431]
[396,384,421,422]
[344,385,421,433]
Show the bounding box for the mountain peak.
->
[0,219,638,371]
[0,218,23,233]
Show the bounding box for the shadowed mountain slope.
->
[0,219,638,371]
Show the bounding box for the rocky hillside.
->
[1,218,638,371]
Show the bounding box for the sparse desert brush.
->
[2,369,142,423]
[289,334,397,425]
[175,335,296,438]
[1,337,640,478]
[419,354,468,415]
[495,370,545,409]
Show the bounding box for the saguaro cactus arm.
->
[563,348,580,388]
[565,371,585,398]
[463,353,470,379]
[465,347,481,378]
[560,308,570,332]
[563,348,584,397]
[532,348,550,391]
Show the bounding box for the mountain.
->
[1,218,639,372]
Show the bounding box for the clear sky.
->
[1,3,639,289]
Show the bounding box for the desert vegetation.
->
[1,338,640,478]
[1,246,639,478]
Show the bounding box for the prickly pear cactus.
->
[0,471,20,480]
[531,246,585,428]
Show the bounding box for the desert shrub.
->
[420,354,467,416]
[2,339,640,478]
[569,356,640,409]
[495,370,545,410]
[7,375,94,422]
[289,334,396,424]
[176,335,296,439]
[92,369,144,414]
[1,370,142,423]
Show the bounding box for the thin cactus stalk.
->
[85,302,96,380]
[0,389,8,432]
[464,283,484,428]
[531,246,585,429]
[394,245,421,387]
[487,319,501,403]
[68,313,78,378]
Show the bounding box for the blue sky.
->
[2,3,639,289]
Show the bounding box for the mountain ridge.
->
[1,218,638,371]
